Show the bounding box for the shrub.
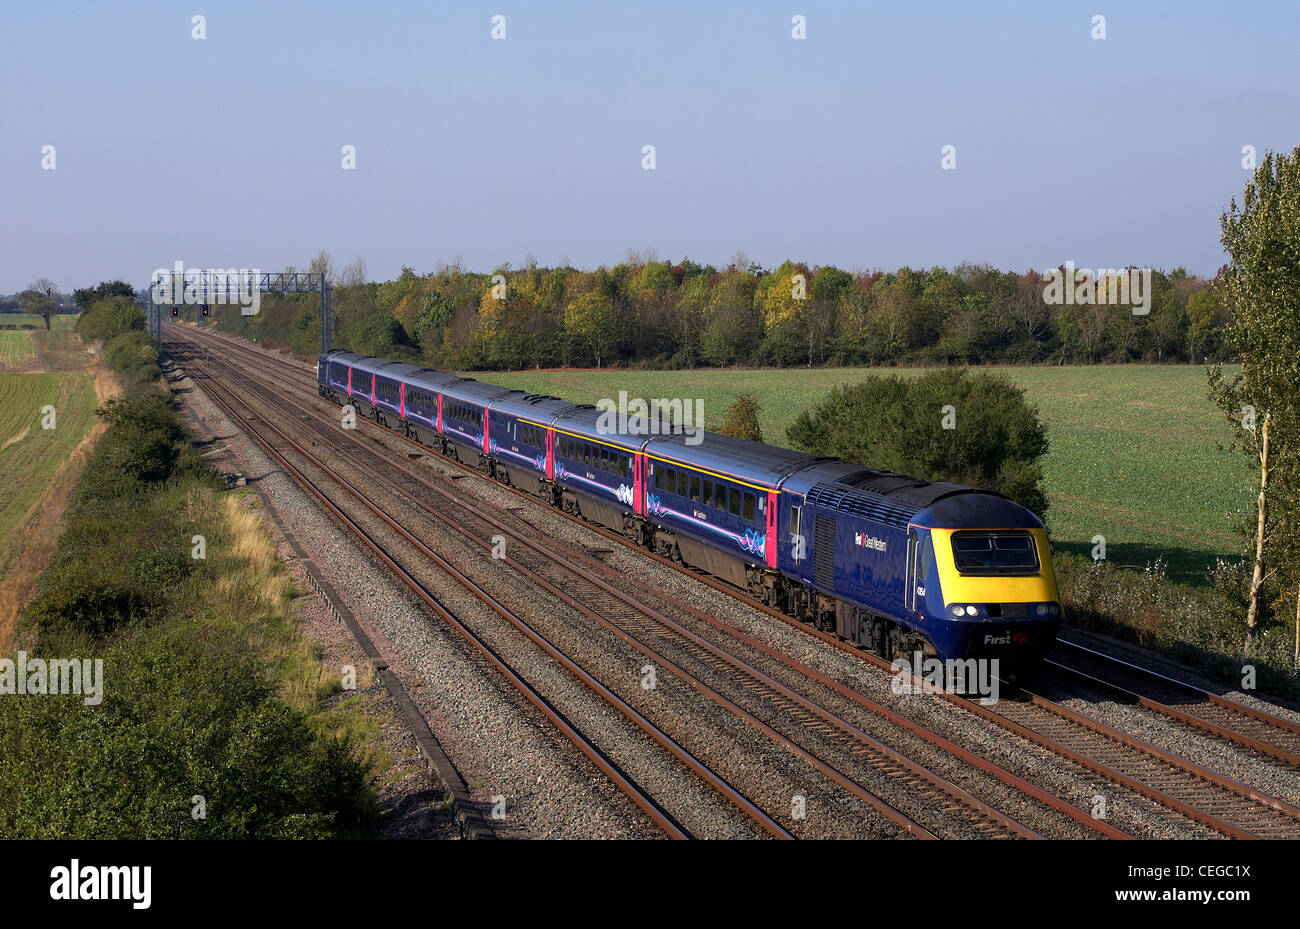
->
[76,297,144,343]
[104,330,160,383]
[787,368,1050,516]
[718,393,764,442]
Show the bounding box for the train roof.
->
[915,492,1043,531]
[374,362,422,380]
[405,369,464,391]
[489,393,580,424]
[350,356,406,376]
[805,469,1041,531]
[778,460,873,497]
[323,350,365,365]
[551,405,653,451]
[646,431,822,488]
[439,377,515,406]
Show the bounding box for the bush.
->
[0,368,376,838]
[787,368,1050,515]
[76,297,144,343]
[0,620,372,838]
[104,330,160,384]
[719,393,764,442]
[1055,551,1299,699]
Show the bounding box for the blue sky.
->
[1,0,1296,291]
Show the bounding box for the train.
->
[317,348,1062,675]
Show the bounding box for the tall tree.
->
[1209,144,1300,653]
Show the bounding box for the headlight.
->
[1036,604,1048,616]
[950,604,964,617]
[1048,604,1059,616]
[965,605,978,616]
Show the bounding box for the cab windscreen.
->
[950,530,1039,575]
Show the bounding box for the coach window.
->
[654,465,664,490]
[703,478,714,508]
[673,470,684,496]
[689,474,701,502]
[622,455,630,478]
[743,492,756,522]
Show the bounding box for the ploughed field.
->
[473,365,1249,584]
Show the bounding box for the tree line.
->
[216,252,1232,371]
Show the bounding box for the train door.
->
[399,382,405,419]
[633,454,644,516]
[906,528,919,612]
[545,429,555,480]
[764,490,779,569]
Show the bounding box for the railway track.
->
[170,324,1300,839]
[171,342,788,840]
[172,330,1068,839]
[1044,638,1300,768]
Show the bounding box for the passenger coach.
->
[316,348,1063,672]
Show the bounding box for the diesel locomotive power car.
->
[318,349,1062,672]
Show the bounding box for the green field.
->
[473,365,1251,583]
[0,313,78,331]
[0,331,35,366]
[0,372,100,568]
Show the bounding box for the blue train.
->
[318,349,1062,672]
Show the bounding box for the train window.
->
[790,505,801,538]
[918,535,933,583]
[672,470,683,496]
[600,448,609,471]
[703,479,714,507]
[689,474,701,502]
[584,444,592,466]
[654,465,664,490]
[621,455,630,479]
[950,531,1039,576]
[743,492,756,522]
